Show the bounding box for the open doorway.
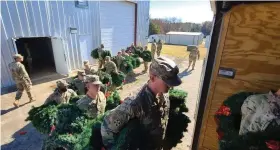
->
[15,37,56,80]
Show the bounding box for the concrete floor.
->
[0,56,203,150]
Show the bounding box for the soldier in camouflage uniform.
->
[44,80,77,105]
[83,60,96,75]
[121,49,129,57]
[187,46,200,70]
[104,56,118,74]
[130,43,136,53]
[116,51,125,70]
[97,44,105,69]
[9,54,35,107]
[156,39,163,57]
[101,56,182,149]
[142,46,149,73]
[76,75,106,118]
[151,40,157,60]
[70,70,86,95]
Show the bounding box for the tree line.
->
[149,17,212,37]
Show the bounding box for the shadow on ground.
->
[1,101,31,116]
[124,72,144,84]
[178,69,193,78]
[1,123,45,150]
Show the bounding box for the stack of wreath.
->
[27,89,191,150]
[27,91,121,150]
[91,48,111,60]
[215,92,280,150]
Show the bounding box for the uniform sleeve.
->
[197,50,200,59]
[101,99,141,148]
[18,64,31,83]
[69,89,77,97]
[44,94,54,105]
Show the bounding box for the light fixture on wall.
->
[70,27,78,34]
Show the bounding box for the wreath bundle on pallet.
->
[215,92,280,150]
[27,91,121,150]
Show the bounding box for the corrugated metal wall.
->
[136,1,149,47]
[1,0,101,88]
[1,0,149,89]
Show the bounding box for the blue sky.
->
[150,0,213,23]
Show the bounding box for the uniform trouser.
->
[143,62,149,72]
[188,58,197,69]
[15,82,34,100]
[151,50,156,60]
[156,49,161,57]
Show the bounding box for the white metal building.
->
[1,0,149,90]
[165,32,204,46]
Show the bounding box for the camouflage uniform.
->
[239,91,280,135]
[97,44,105,69]
[156,40,163,57]
[101,56,182,150]
[76,75,106,118]
[116,55,125,70]
[84,61,96,75]
[9,54,35,103]
[151,42,157,60]
[104,56,118,74]
[121,49,129,57]
[188,47,200,70]
[70,70,86,95]
[45,80,77,104]
[142,46,149,73]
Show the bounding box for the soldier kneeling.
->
[44,80,77,105]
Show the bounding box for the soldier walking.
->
[151,40,157,60]
[97,44,105,69]
[116,52,125,70]
[70,70,86,95]
[104,56,118,75]
[83,60,96,75]
[44,80,77,105]
[101,56,182,150]
[156,39,163,57]
[142,46,149,73]
[187,46,200,70]
[76,75,106,118]
[9,54,35,107]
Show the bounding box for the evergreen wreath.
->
[215,92,280,150]
[111,71,126,87]
[90,48,99,59]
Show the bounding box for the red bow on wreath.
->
[217,130,224,140]
[105,92,111,99]
[216,105,231,116]
[266,140,280,150]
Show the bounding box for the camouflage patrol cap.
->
[105,56,110,61]
[150,56,182,86]
[83,60,89,65]
[77,70,86,76]
[85,75,102,85]
[56,80,68,88]
[13,54,23,59]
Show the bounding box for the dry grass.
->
[147,43,207,60]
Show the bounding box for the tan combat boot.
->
[13,100,19,107]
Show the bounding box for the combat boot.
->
[13,100,19,107]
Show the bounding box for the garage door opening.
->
[15,37,56,80]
